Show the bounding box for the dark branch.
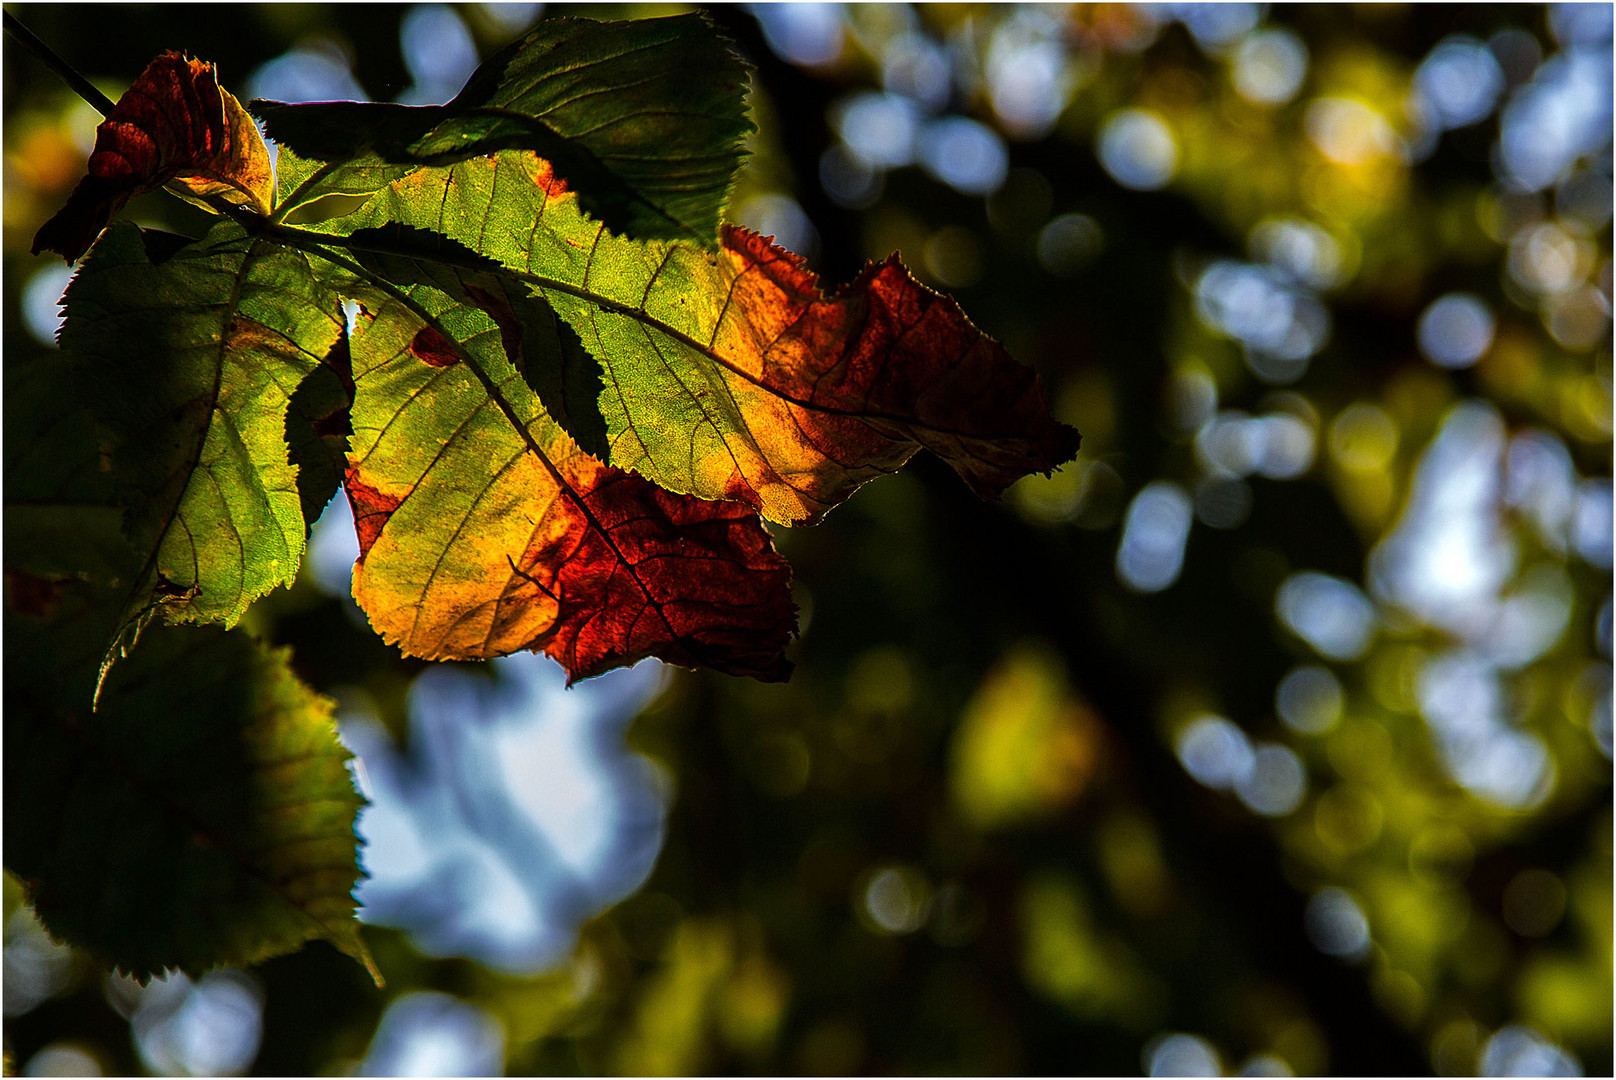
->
[3,8,117,116]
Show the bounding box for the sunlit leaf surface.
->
[331,244,795,679]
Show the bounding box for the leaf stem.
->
[272,160,346,225]
[2,9,116,117]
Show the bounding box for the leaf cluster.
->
[5,12,1076,981]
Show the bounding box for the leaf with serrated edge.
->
[58,221,344,676]
[3,521,375,982]
[256,13,751,246]
[330,248,794,679]
[284,150,1080,525]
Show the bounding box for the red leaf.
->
[350,446,795,683]
[704,225,1082,520]
[33,52,274,262]
[522,463,796,683]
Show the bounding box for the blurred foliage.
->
[3,2,1610,1076]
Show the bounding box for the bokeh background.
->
[4,2,1611,1075]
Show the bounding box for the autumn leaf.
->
[289,150,1081,525]
[256,13,751,246]
[328,244,795,680]
[33,51,273,262]
[56,221,344,678]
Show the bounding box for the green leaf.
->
[58,220,346,671]
[3,500,374,981]
[257,13,753,246]
[271,149,411,227]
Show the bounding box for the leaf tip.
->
[322,897,383,986]
[355,938,385,989]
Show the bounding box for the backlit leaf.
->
[57,221,344,671]
[329,243,795,679]
[256,13,751,246]
[34,51,273,262]
[296,151,1081,525]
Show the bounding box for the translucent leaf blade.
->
[57,221,345,653]
[311,153,1080,525]
[334,251,795,680]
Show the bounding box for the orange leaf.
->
[33,52,273,262]
[700,225,1083,521]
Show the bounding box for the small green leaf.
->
[256,13,753,246]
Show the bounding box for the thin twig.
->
[2,9,283,232]
[3,8,116,116]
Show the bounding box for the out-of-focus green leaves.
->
[949,644,1099,829]
[1021,873,1157,1025]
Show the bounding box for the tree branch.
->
[3,8,116,116]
